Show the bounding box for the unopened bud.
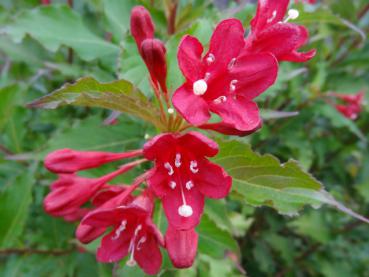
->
[130,6,155,51]
[140,38,168,93]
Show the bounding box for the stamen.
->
[168,108,174,114]
[136,236,146,250]
[169,181,177,189]
[126,224,142,267]
[204,72,211,81]
[193,79,207,96]
[206,53,215,65]
[213,95,227,104]
[111,220,127,240]
[134,224,142,236]
[284,9,299,23]
[228,58,236,69]
[164,162,174,175]
[267,10,277,23]
[230,80,238,92]
[186,180,194,190]
[175,153,181,168]
[190,160,199,173]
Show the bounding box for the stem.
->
[0,248,74,256]
[167,1,178,35]
[151,79,168,127]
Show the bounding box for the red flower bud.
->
[130,6,155,52]
[41,0,51,5]
[165,225,198,268]
[45,148,143,173]
[140,38,168,93]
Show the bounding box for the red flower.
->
[244,0,316,62]
[143,132,232,230]
[330,91,365,120]
[44,160,142,220]
[45,148,142,173]
[172,19,278,131]
[165,225,198,268]
[81,194,164,275]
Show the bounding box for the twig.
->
[0,248,75,256]
[167,1,178,35]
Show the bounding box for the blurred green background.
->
[0,0,369,276]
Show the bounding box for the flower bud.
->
[130,6,155,52]
[140,38,168,93]
[45,148,142,173]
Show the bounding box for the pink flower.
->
[330,91,365,120]
[81,194,164,275]
[244,0,316,62]
[143,132,232,230]
[165,225,198,268]
[172,19,278,131]
[44,160,142,220]
[45,148,142,173]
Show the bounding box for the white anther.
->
[213,95,227,104]
[284,9,299,23]
[178,204,193,217]
[168,108,174,114]
[164,162,174,176]
[144,133,150,139]
[134,224,142,236]
[175,153,181,168]
[136,236,146,250]
[126,255,137,267]
[193,79,208,95]
[230,80,238,92]
[111,220,127,240]
[228,58,236,69]
[190,160,199,173]
[206,53,215,65]
[186,180,194,190]
[169,181,177,189]
[267,10,277,23]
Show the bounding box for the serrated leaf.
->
[28,77,165,129]
[214,140,369,224]
[2,5,119,61]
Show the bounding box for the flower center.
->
[193,79,208,96]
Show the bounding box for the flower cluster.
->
[42,1,315,274]
[328,90,365,120]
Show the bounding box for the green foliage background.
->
[0,0,369,276]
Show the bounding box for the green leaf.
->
[0,168,34,247]
[3,5,119,61]
[197,214,240,258]
[0,84,22,130]
[28,77,165,129]
[214,140,369,224]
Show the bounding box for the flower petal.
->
[135,234,162,275]
[97,230,131,263]
[179,131,219,157]
[162,187,204,230]
[207,19,245,71]
[177,35,205,82]
[165,225,198,268]
[172,85,211,126]
[194,160,232,199]
[146,166,170,198]
[200,122,262,136]
[250,0,289,33]
[210,97,261,131]
[76,223,107,244]
[230,52,278,100]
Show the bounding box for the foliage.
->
[0,0,369,276]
